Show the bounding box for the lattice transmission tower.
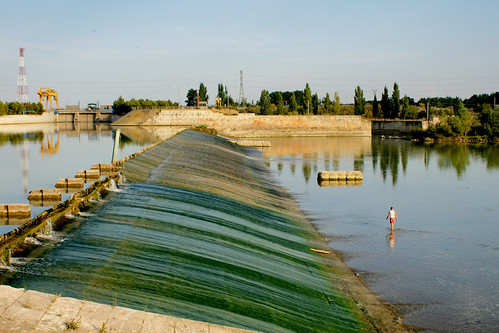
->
[17,47,29,104]
[238,70,245,106]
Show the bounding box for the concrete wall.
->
[137,109,371,137]
[0,112,56,125]
[55,112,115,123]
[372,119,429,136]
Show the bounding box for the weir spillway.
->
[4,130,399,332]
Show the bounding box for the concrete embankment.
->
[112,109,372,137]
[0,285,254,333]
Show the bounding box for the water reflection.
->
[386,229,397,254]
[371,139,499,184]
[39,133,60,156]
[264,137,499,185]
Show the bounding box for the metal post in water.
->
[112,129,121,164]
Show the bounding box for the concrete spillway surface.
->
[4,130,384,332]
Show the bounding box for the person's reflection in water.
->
[386,229,397,254]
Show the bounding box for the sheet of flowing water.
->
[5,131,373,332]
[261,137,499,332]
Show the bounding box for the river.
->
[1,125,498,332]
[262,136,499,332]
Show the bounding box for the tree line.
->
[0,101,44,116]
[112,97,178,115]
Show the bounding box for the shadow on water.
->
[6,130,375,332]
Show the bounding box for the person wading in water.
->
[386,206,398,230]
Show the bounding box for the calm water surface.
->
[262,137,499,332]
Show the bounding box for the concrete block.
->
[34,313,71,332]
[16,289,57,312]
[55,178,84,189]
[346,170,363,180]
[317,170,363,181]
[76,301,112,332]
[140,312,175,333]
[0,285,24,313]
[75,169,100,179]
[45,295,84,320]
[106,306,146,333]
[27,189,61,201]
[0,204,31,218]
[91,163,114,171]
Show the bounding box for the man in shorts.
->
[386,207,398,230]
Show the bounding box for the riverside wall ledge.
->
[112,109,372,137]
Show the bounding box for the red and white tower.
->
[17,47,29,104]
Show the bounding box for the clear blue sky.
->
[1,0,498,107]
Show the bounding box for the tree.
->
[0,101,8,116]
[480,104,499,137]
[311,93,319,115]
[391,82,400,118]
[217,84,226,105]
[289,93,298,112]
[323,93,332,114]
[453,99,466,118]
[276,92,285,114]
[198,83,208,102]
[259,90,272,115]
[401,95,410,119]
[372,93,380,118]
[381,86,390,118]
[354,86,366,115]
[186,89,198,106]
[332,92,341,114]
[303,83,312,115]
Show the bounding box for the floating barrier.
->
[91,163,115,172]
[0,174,121,266]
[27,189,62,201]
[55,178,85,190]
[92,163,122,177]
[317,171,363,187]
[317,170,363,181]
[0,204,31,218]
[75,169,100,180]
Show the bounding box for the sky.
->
[1,0,498,108]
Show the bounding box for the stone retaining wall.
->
[117,109,372,137]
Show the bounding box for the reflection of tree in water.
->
[0,132,44,146]
[373,139,499,183]
[302,152,318,184]
[354,157,364,173]
[474,144,499,169]
[436,144,470,178]
[303,162,311,183]
[372,139,412,185]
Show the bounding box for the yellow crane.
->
[37,87,60,111]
